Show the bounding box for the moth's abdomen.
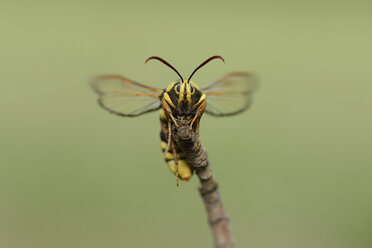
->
[159,109,193,181]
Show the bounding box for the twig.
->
[173,125,234,248]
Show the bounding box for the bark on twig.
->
[173,125,234,248]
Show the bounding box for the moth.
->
[91,56,258,186]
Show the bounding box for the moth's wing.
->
[201,72,258,116]
[90,74,163,117]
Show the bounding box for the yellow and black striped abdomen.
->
[159,109,193,181]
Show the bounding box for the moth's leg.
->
[164,119,172,154]
[190,113,198,131]
[190,100,206,130]
[171,142,179,186]
[162,99,179,128]
[193,120,201,152]
[189,100,206,152]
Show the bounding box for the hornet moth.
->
[91,56,258,186]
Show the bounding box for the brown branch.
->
[173,125,234,248]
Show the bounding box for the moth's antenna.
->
[145,56,184,83]
[187,55,225,83]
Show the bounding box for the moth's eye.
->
[190,84,195,94]
[175,84,181,94]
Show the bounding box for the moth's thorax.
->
[163,80,206,118]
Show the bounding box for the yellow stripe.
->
[166,82,175,92]
[163,92,176,108]
[166,160,193,181]
[160,141,167,150]
[186,82,191,105]
[178,82,185,105]
[194,93,206,107]
[159,109,167,121]
[190,81,200,90]
[164,152,174,160]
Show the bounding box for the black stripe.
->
[191,89,202,108]
[160,131,167,142]
[167,89,179,111]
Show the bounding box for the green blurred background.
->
[1,0,371,247]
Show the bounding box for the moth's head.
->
[145,55,224,117]
[165,80,204,116]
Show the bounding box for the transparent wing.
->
[202,72,258,116]
[90,74,163,117]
